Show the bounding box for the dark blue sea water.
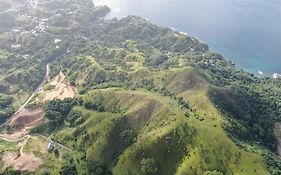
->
[93,0,281,76]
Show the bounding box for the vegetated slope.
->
[1,0,281,174]
[40,12,281,175]
[158,69,269,175]
[0,51,44,124]
[37,69,270,175]
[208,86,276,149]
[68,89,191,175]
[0,0,111,125]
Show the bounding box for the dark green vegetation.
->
[0,94,13,123]
[44,98,76,126]
[209,86,277,150]
[1,0,281,174]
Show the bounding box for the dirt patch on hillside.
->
[40,71,76,102]
[2,151,43,172]
[10,108,45,131]
[0,108,47,140]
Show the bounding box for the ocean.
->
[93,0,281,76]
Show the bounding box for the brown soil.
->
[1,108,47,140]
[10,108,45,131]
[2,151,43,172]
[41,71,76,102]
[2,136,44,172]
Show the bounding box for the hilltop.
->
[0,0,281,175]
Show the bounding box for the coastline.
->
[93,0,281,79]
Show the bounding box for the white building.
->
[273,73,280,79]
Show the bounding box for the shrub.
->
[140,158,158,174]
[120,129,136,146]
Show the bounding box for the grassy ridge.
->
[177,87,268,175]
[49,68,270,175]
[156,68,268,174]
[50,89,192,174]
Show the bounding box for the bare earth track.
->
[2,136,43,172]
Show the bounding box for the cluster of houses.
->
[10,17,64,56]
[202,58,216,67]
[10,16,49,49]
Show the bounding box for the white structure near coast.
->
[273,73,280,79]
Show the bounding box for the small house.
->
[47,142,55,152]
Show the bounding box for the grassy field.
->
[46,74,271,175]
[0,141,18,153]
[147,68,270,174]
[48,88,190,174]
[0,66,272,174]
[22,136,72,175]
[176,87,269,175]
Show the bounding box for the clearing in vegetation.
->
[37,71,76,102]
[2,136,43,172]
[2,151,43,172]
[0,108,46,140]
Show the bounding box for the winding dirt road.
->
[0,63,72,150]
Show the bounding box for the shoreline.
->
[95,1,281,80]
